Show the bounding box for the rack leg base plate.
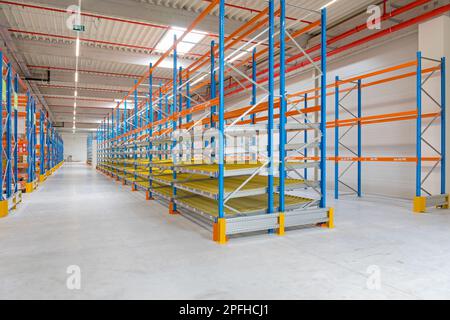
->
[213,218,227,244]
[169,202,179,215]
[25,183,34,194]
[320,208,335,229]
[413,197,426,213]
[277,213,285,236]
[0,201,8,218]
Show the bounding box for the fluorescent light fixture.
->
[74,110,76,115]
[155,27,206,54]
[321,0,338,9]
[73,116,76,121]
[75,72,79,83]
[140,84,161,88]
[228,49,252,64]
[76,37,80,57]
[190,74,208,86]
[74,90,78,97]
[74,102,77,108]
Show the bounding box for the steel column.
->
[416,51,422,197]
[304,93,308,180]
[320,8,328,208]
[334,76,339,200]
[26,92,31,183]
[209,40,216,150]
[267,0,275,215]
[6,63,12,198]
[13,74,18,193]
[279,0,286,213]
[357,79,362,197]
[441,57,446,195]
[218,0,225,219]
[172,35,178,212]
[251,48,257,124]
[40,111,45,176]
[149,63,154,198]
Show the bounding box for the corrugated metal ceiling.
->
[0,0,381,125]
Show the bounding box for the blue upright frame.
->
[416,51,422,198]
[217,0,225,219]
[6,63,12,198]
[320,8,327,208]
[267,0,275,215]
[0,52,3,201]
[13,74,18,194]
[40,111,45,177]
[172,35,178,213]
[278,0,286,213]
[334,76,339,200]
[441,57,446,195]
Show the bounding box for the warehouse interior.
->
[0,0,449,300]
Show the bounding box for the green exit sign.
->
[73,25,85,32]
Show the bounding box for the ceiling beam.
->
[0,9,55,119]
[24,0,241,35]
[13,37,195,69]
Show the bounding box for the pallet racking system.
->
[23,84,63,192]
[97,0,333,243]
[1,49,64,217]
[87,133,93,166]
[333,53,448,213]
[1,53,22,216]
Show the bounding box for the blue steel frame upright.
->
[0,51,4,211]
[217,0,225,222]
[267,0,275,217]
[416,51,422,199]
[13,75,18,195]
[320,8,327,209]
[39,110,46,180]
[26,93,38,192]
[170,35,178,214]
[6,63,12,199]
[147,63,154,200]
[333,52,446,213]
[1,56,26,215]
[278,0,286,214]
[414,51,447,212]
[441,57,446,197]
[334,77,362,199]
[278,4,328,211]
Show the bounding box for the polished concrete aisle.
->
[1,163,450,299]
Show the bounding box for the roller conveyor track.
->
[99,164,315,220]
[175,193,314,219]
[173,174,311,199]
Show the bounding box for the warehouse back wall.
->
[62,133,88,163]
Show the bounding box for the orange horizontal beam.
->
[290,156,441,162]
[328,111,440,129]
[115,0,220,111]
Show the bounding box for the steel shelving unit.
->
[1,49,64,218]
[1,52,22,216]
[25,91,38,193]
[332,53,448,213]
[87,133,93,166]
[97,0,333,243]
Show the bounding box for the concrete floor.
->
[1,163,449,300]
